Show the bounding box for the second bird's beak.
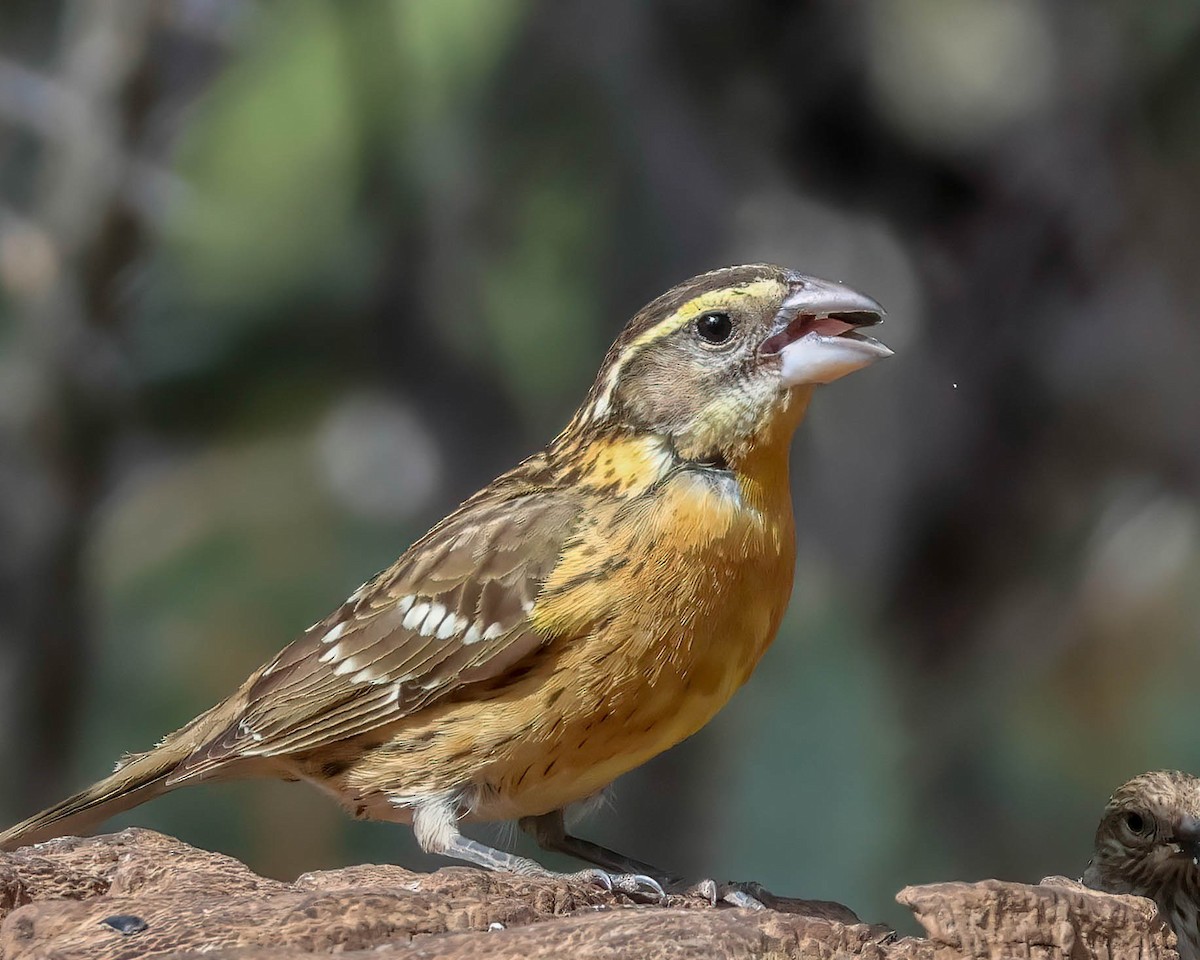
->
[1171,815,1200,866]
[760,276,892,387]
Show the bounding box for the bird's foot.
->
[683,878,772,910]
[436,834,664,902]
[568,867,666,902]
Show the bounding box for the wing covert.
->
[183,487,582,769]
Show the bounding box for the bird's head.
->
[1085,770,1200,897]
[570,264,890,469]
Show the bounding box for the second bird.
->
[0,264,891,903]
[1083,770,1200,959]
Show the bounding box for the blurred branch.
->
[0,56,188,228]
[0,0,157,811]
[160,0,259,47]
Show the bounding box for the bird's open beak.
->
[760,277,892,386]
[1170,815,1200,866]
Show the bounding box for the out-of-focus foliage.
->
[1,0,1199,931]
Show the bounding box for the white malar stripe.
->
[403,601,430,630]
[589,368,619,421]
[318,643,343,664]
[462,622,483,645]
[319,622,347,645]
[420,602,447,636]
[482,622,504,641]
[435,612,460,640]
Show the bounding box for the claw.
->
[722,888,766,910]
[571,868,613,892]
[682,878,770,909]
[570,868,664,903]
[618,873,666,900]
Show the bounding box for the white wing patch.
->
[403,601,430,630]
[420,602,446,636]
[435,613,461,640]
[333,655,364,677]
[482,622,505,642]
[237,719,264,743]
[307,591,528,687]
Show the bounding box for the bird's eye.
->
[695,312,734,344]
[1125,811,1147,834]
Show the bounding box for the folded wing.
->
[172,482,582,780]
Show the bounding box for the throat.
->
[690,388,813,514]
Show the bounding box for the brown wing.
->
[173,481,582,778]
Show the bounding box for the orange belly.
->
[340,462,796,822]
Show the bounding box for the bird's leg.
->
[520,809,675,879]
[438,831,667,902]
[520,809,770,909]
[411,798,663,901]
[438,833,551,875]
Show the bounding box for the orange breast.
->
[474,462,796,819]
[342,429,801,822]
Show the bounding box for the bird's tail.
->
[0,732,198,851]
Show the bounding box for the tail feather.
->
[0,738,193,852]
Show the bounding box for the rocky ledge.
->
[0,829,1177,959]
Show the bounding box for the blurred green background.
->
[2,0,1199,931]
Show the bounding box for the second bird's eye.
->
[696,312,734,344]
[1125,811,1147,834]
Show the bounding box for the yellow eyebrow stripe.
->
[625,279,782,353]
[587,278,784,421]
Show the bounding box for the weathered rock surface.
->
[0,829,1179,959]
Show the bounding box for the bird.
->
[1082,770,1200,959]
[0,263,891,905]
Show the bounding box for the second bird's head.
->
[1086,770,1200,896]
[570,264,890,466]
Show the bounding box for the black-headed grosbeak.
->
[0,264,890,905]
